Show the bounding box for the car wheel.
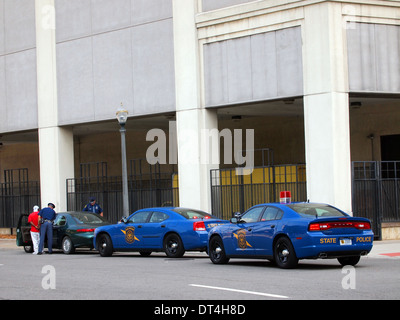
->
[97,233,113,257]
[274,237,298,269]
[62,236,75,254]
[209,236,230,264]
[24,245,33,253]
[164,233,185,258]
[337,256,361,266]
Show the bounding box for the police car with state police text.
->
[208,201,373,269]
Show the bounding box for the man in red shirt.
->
[28,205,40,255]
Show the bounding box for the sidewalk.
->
[367,240,400,259]
[0,239,18,250]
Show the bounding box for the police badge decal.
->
[121,227,139,244]
[234,229,252,249]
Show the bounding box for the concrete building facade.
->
[0,0,399,237]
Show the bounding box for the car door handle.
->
[138,225,142,228]
[161,225,166,228]
[271,225,275,229]
[247,228,252,232]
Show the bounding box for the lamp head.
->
[116,104,128,125]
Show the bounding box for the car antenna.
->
[307,199,318,219]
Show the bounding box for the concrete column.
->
[302,2,352,213]
[172,0,219,211]
[35,0,74,211]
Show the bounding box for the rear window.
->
[173,208,215,219]
[287,203,347,218]
[72,212,107,224]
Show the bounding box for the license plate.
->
[340,238,352,246]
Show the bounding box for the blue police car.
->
[208,202,373,269]
[94,207,228,257]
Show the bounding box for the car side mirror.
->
[120,217,128,223]
[230,217,238,224]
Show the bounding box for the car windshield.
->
[287,203,347,218]
[72,212,106,224]
[173,208,215,219]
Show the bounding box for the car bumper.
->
[71,233,95,248]
[293,231,374,259]
[182,231,209,251]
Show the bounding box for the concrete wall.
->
[0,0,38,133]
[55,0,176,126]
[0,142,40,182]
[347,23,400,93]
[204,27,303,107]
[202,0,253,12]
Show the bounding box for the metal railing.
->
[352,161,400,239]
[210,164,307,220]
[0,181,40,228]
[67,160,179,223]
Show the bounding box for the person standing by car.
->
[38,203,56,255]
[83,197,103,217]
[28,205,40,255]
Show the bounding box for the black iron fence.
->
[352,161,400,239]
[67,161,179,223]
[210,164,307,220]
[0,181,40,228]
[1,161,399,236]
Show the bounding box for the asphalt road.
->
[1,245,399,302]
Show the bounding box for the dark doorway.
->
[381,134,400,161]
[380,134,400,179]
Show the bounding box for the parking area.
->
[1,239,400,301]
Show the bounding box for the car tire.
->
[97,233,113,257]
[337,256,361,266]
[164,233,185,258]
[62,236,75,254]
[24,245,33,253]
[274,237,298,269]
[209,236,230,264]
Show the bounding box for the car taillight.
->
[77,228,95,232]
[309,221,371,231]
[353,222,371,230]
[193,221,206,231]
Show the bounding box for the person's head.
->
[48,203,55,209]
[33,205,39,212]
[89,197,96,204]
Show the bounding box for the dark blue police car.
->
[208,202,373,269]
[94,207,228,258]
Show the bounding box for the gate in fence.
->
[210,164,307,220]
[352,161,400,240]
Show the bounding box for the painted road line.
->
[189,284,289,299]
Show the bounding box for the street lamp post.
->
[116,107,130,217]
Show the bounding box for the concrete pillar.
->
[172,0,219,211]
[302,2,352,213]
[35,0,74,211]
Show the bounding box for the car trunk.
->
[193,219,229,232]
[308,217,371,235]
